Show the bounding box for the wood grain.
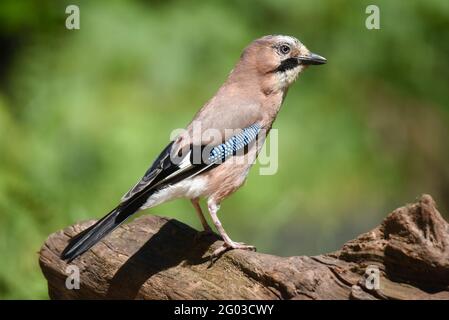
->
[39,194,449,299]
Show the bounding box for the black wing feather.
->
[61,142,215,262]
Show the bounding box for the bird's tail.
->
[61,194,149,262]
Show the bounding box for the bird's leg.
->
[207,200,256,258]
[191,198,213,234]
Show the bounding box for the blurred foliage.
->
[0,0,448,299]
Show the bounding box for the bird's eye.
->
[279,44,291,55]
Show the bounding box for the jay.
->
[61,35,326,261]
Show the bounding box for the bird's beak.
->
[297,52,327,65]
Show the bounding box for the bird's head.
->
[236,35,326,92]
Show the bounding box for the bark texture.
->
[39,194,449,299]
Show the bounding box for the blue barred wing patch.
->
[208,123,261,164]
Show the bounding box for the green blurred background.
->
[0,0,448,299]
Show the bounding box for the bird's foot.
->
[210,240,256,261]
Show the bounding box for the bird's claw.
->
[210,241,256,263]
[228,242,256,252]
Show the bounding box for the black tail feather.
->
[61,206,124,262]
[61,192,151,262]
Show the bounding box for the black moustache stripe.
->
[275,58,299,72]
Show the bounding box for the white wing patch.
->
[140,176,208,210]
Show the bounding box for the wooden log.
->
[39,194,449,299]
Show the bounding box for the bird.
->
[61,34,326,262]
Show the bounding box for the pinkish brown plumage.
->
[61,35,326,262]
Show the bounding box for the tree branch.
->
[39,194,449,299]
